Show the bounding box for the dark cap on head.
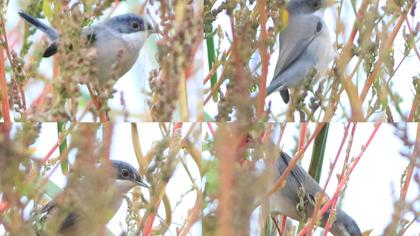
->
[106,14,154,34]
[287,0,323,14]
[111,160,149,188]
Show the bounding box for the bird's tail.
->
[266,86,290,104]
[279,89,289,103]
[18,12,59,40]
[328,209,362,236]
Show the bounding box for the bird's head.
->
[105,13,155,52]
[287,0,335,14]
[110,160,149,194]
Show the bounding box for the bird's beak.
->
[147,22,154,32]
[136,179,150,189]
[145,19,158,34]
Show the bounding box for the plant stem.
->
[256,0,269,119]
[0,48,10,122]
[205,21,218,102]
[57,122,69,174]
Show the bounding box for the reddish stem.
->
[400,123,420,201]
[298,123,308,150]
[142,211,158,236]
[207,122,215,137]
[173,122,183,132]
[298,123,381,235]
[0,49,11,122]
[256,0,269,118]
[360,9,407,102]
[280,215,287,235]
[322,123,352,191]
[86,84,108,122]
[264,123,325,199]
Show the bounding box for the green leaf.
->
[203,159,219,196]
[205,22,218,102]
[204,112,215,121]
[57,122,69,174]
[42,0,52,18]
[309,123,329,182]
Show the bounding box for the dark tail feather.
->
[18,11,59,40]
[43,42,58,57]
[280,89,289,103]
[328,210,362,236]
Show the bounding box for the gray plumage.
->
[18,12,59,40]
[19,11,153,86]
[266,0,334,103]
[270,151,362,236]
[111,160,149,188]
[38,160,148,236]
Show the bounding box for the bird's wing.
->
[18,12,59,40]
[278,151,323,196]
[270,14,324,86]
[278,152,307,188]
[41,27,98,58]
[39,199,56,220]
[39,196,79,233]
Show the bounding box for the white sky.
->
[203,123,420,236]
[203,0,420,121]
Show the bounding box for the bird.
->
[18,11,154,94]
[36,160,148,236]
[266,0,335,103]
[270,151,362,236]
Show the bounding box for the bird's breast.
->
[308,23,335,72]
[93,37,140,83]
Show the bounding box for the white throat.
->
[108,179,137,215]
[121,31,149,53]
[114,179,137,194]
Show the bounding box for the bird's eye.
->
[312,1,320,8]
[131,21,140,30]
[121,169,130,178]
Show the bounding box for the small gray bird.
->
[37,160,148,236]
[19,11,153,91]
[266,0,335,103]
[270,152,362,236]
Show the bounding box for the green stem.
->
[205,21,218,102]
[57,122,68,174]
[309,123,329,182]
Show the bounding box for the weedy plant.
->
[204,0,420,122]
[0,122,202,235]
[201,122,419,236]
[0,0,203,122]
